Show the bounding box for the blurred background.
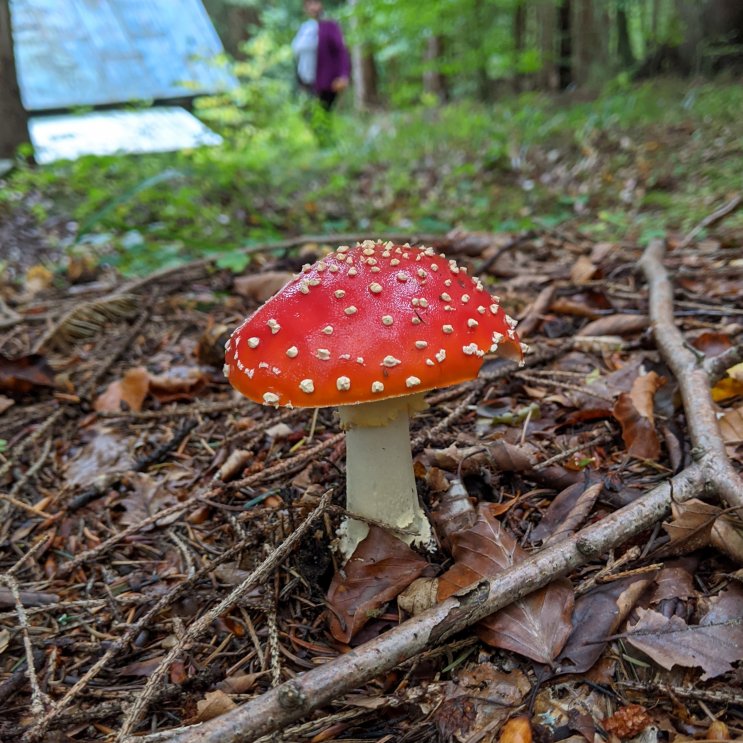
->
[1,0,742,277]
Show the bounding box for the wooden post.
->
[0,0,29,159]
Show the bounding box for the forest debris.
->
[327,526,430,643]
[0,353,56,393]
[233,271,293,303]
[577,314,648,337]
[625,586,743,679]
[612,371,666,459]
[557,575,654,675]
[602,704,653,739]
[65,426,135,487]
[94,366,150,412]
[498,716,533,743]
[193,690,237,723]
[438,503,574,665]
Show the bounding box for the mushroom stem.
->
[337,395,432,559]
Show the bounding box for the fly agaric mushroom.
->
[225,240,524,558]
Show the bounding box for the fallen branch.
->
[676,194,741,250]
[639,239,743,510]
[169,464,707,743]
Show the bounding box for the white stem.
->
[338,398,431,559]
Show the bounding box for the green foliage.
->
[2,80,742,277]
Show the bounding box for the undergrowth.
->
[1,77,742,276]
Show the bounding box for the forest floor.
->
[1,220,742,742]
[1,80,743,743]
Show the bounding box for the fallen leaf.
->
[530,478,601,544]
[148,366,209,402]
[570,255,599,284]
[577,314,648,337]
[0,353,56,393]
[327,526,430,643]
[118,473,181,530]
[94,366,150,413]
[719,405,743,445]
[438,503,574,665]
[0,395,15,414]
[499,716,532,743]
[65,426,135,487]
[119,656,165,677]
[557,575,653,675]
[603,704,653,739]
[194,689,237,722]
[233,271,293,303]
[217,672,263,694]
[661,498,720,556]
[625,587,743,680]
[612,371,666,459]
[25,264,54,295]
[692,332,732,357]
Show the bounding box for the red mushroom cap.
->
[225,240,524,408]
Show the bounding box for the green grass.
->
[1,78,742,276]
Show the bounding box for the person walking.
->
[292,0,350,140]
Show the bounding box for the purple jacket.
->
[314,19,351,94]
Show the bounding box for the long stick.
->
[639,239,743,510]
[170,463,707,743]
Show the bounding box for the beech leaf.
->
[0,353,56,393]
[625,586,743,680]
[327,526,429,643]
[612,371,666,459]
[94,366,150,413]
[438,503,574,665]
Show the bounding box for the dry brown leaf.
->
[397,576,439,616]
[499,716,532,743]
[612,371,665,459]
[577,314,648,337]
[438,503,574,665]
[603,704,653,739]
[327,526,430,643]
[662,498,720,555]
[570,255,598,284]
[118,473,181,530]
[233,271,293,303]
[217,672,263,694]
[65,426,135,487]
[194,689,237,723]
[0,353,56,393]
[711,517,743,566]
[0,395,14,414]
[557,575,653,675]
[24,264,54,295]
[148,366,209,402]
[719,405,743,444]
[94,366,150,413]
[625,586,743,680]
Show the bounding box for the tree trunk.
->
[0,0,29,159]
[348,0,379,110]
[423,35,448,101]
[573,0,596,86]
[513,2,526,92]
[616,4,635,68]
[537,0,558,90]
[557,0,573,89]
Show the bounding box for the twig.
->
[0,408,63,481]
[169,464,708,743]
[0,575,54,716]
[23,522,289,742]
[703,343,743,384]
[639,239,743,510]
[116,490,333,740]
[677,194,742,250]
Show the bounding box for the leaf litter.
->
[0,226,741,742]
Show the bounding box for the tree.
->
[0,0,28,159]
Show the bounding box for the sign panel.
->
[29,107,223,163]
[12,0,235,111]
